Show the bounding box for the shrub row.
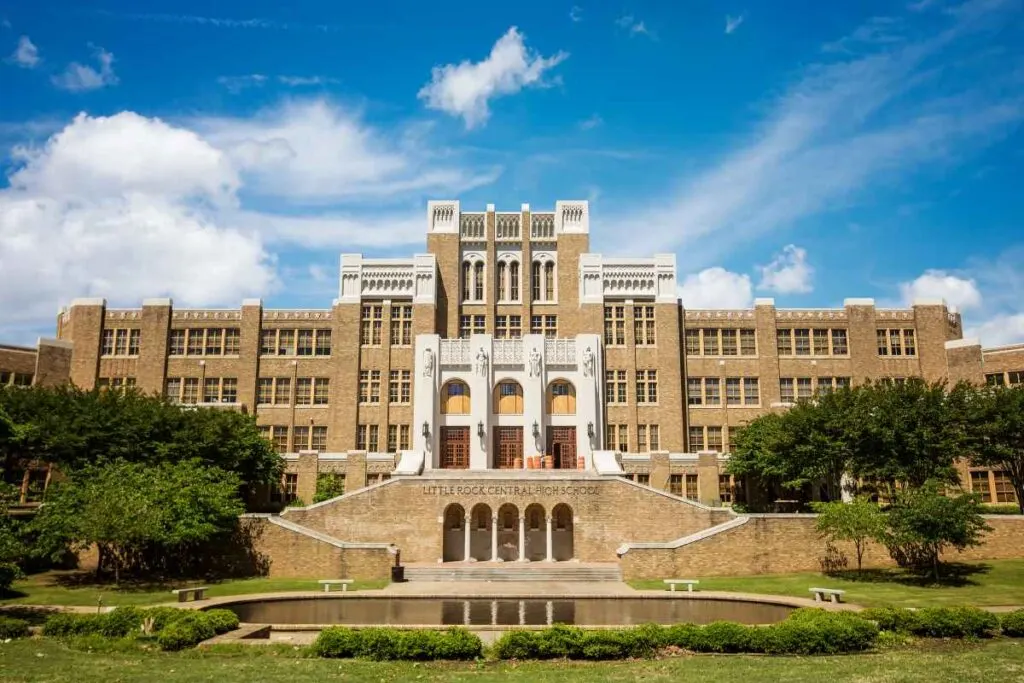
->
[0,616,30,640]
[42,606,239,650]
[859,606,1002,638]
[491,610,879,659]
[313,627,483,661]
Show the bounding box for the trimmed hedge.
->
[0,616,30,640]
[313,627,483,661]
[41,606,239,650]
[860,606,1000,638]
[1000,610,1024,638]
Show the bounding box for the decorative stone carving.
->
[529,347,542,378]
[422,348,434,378]
[582,346,594,378]
[475,347,489,378]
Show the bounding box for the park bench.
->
[809,587,845,603]
[319,579,355,593]
[170,586,208,603]
[664,579,700,592]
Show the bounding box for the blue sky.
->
[1,0,1022,345]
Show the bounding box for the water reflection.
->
[223,597,793,626]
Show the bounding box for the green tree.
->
[881,481,991,581]
[812,497,886,572]
[0,406,25,593]
[31,459,243,583]
[965,384,1024,514]
[313,473,347,503]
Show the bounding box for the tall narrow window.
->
[544,262,555,300]
[496,261,507,301]
[532,262,542,301]
[473,262,484,301]
[509,261,520,300]
[462,261,471,302]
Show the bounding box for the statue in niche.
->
[529,347,542,378]
[422,348,434,378]
[582,346,595,378]
[476,347,489,378]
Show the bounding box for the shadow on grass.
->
[0,604,64,625]
[826,563,992,588]
[50,571,179,593]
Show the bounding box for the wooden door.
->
[494,427,522,469]
[440,427,470,469]
[548,427,577,469]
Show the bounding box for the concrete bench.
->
[171,586,208,602]
[319,579,355,593]
[664,579,699,592]
[810,587,845,603]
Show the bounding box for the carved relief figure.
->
[476,347,489,378]
[422,348,434,378]
[582,346,595,377]
[529,347,542,378]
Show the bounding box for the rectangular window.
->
[315,329,332,356]
[685,328,701,355]
[685,474,699,501]
[719,475,734,504]
[260,329,276,355]
[634,305,656,345]
[606,424,629,452]
[277,329,296,356]
[817,377,834,394]
[273,377,291,405]
[101,329,115,356]
[636,370,658,404]
[272,426,289,454]
[971,471,992,503]
[224,328,241,355]
[836,377,851,389]
[649,425,660,451]
[296,329,314,356]
[495,315,522,339]
[740,329,757,356]
[168,329,185,355]
[776,329,792,355]
[128,329,141,355]
[606,370,627,404]
[725,377,741,405]
[688,426,704,452]
[314,378,330,405]
[706,426,723,452]
[889,329,902,356]
[794,329,811,355]
[368,424,379,452]
[831,329,848,355]
[994,471,1016,504]
[986,373,1006,386]
[813,329,829,355]
[605,306,626,346]
[182,377,199,404]
[391,305,413,346]
[292,426,310,451]
[743,378,760,405]
[877,329,889,356]
[165,378,181,402]
[283,473,298,502]
[356,425,367,450]
[295,378,312,405]
[361,306,383,345]
[186,329,203,356]
[702,328,719,355]
[399,425,410,450]
[387,425,399,453]
[221,378,237,403]
[780,378,795,403]
[114,329,129,356]
[311,426,327,452]
[797,377,813,400]
[530,315,557,338]
[1009,371,1024,385]
[359,371,380,404]
[257,378,273,405]
[904,329,916,356]
[203,378,220,403]
[687,378,703,406]
[637,425,647,452]
[205,328,223,356]
[669,474,683,497]
[721,329,738,356]
[703,377,720,406]
[460,314,487,338]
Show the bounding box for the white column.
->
[491,515,499,562]
[545,600,554,625]
[518,515,526,562]
[463,600,470,625]
[463,515,471,562]
[545,515,554,562]
[518,600,526,625]
[490,600,498,625]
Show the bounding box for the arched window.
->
[461,261,471,302]
[547,380,576,415]
[509,261,520,301]
[493,381,524,414]
[441,381,471,414]
[544,262,555,300]
[531,262,542,302]
[496,261,507,301]
[474,262,484,301]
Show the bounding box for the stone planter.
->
[544,455,554,469]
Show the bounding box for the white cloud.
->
[579,114,603,130]
[968,313,1024,347]
[277,75,339,87]
[8,36,40,68]
[899,270,982,311]
[417,27,568,129]
[678,268,754,309]
[615,15,653,38]
[758,244,813,294]
[570,6,583,22]
[602,0,1024,264]
[725,14,746,35]
[218,74,339,92]
[52,45,118,92]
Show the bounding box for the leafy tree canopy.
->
[964,384,1024,513]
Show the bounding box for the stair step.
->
[403,564,623,582]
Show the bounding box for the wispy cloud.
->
[51,44,118,92]
[759,245,813,294]
[570,6,583,22]
[603,0,1024,267]
[7,35,39,68]
[217,74,268,93]
[277,75,339,87]
[725,14,746,35]
[217,74,339,93]
[579,114,603,130]
[94,11,340,33]
[616,15,655,39]
[418,27,568,129]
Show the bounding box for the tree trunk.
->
[855,541,864,573]
[932,546,940,582]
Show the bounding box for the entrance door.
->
[440,427,470,469]
[494,427,523,469]
[547,427,577,469]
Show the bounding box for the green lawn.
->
[630,559,1024,608]
[1,572,388,607]
[3,638,1024,682]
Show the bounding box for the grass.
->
[2,638,1024,682]
[629,559,1024,607]
[1,571,389,607]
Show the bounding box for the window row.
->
[685,328,758,356]
[604,305,656,346]
[779,376,851,403]
[356,423,412,452]
[605,423,661,452]
[969,469,1018,504]
[0,371,33,387]
[605,370,659,404]
[688,425,729,453]
[259,424,329,453]
[358,305,414,346]
[168,327,240,356]
[101,328,141,357]
[687,377,760,406]
[985,370,1024,386]
[439,380,578,415]
[166,377,238,404]
[461,259,558,304]
[97,376,136,390]
[260,328,333,356]
[359,370,412,405]
[776,328,849,357]
[257,377,331,406]
[877,328,917,357]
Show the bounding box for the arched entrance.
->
[497,503,519,562]
[469,503,492,561]
[524,503,546,561]
[552,503,574,561]
[442,504,466,562]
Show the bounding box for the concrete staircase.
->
[403,563,623,582]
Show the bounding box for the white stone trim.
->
[337,254,436,305]
[843,297,875,306]
[945,338,981,349]
[245,513,397,552]
[142,297,173,306]
[617,515,747,555]
[70,297,106,307]
[577,254,677,304]
[753,297,775,306]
